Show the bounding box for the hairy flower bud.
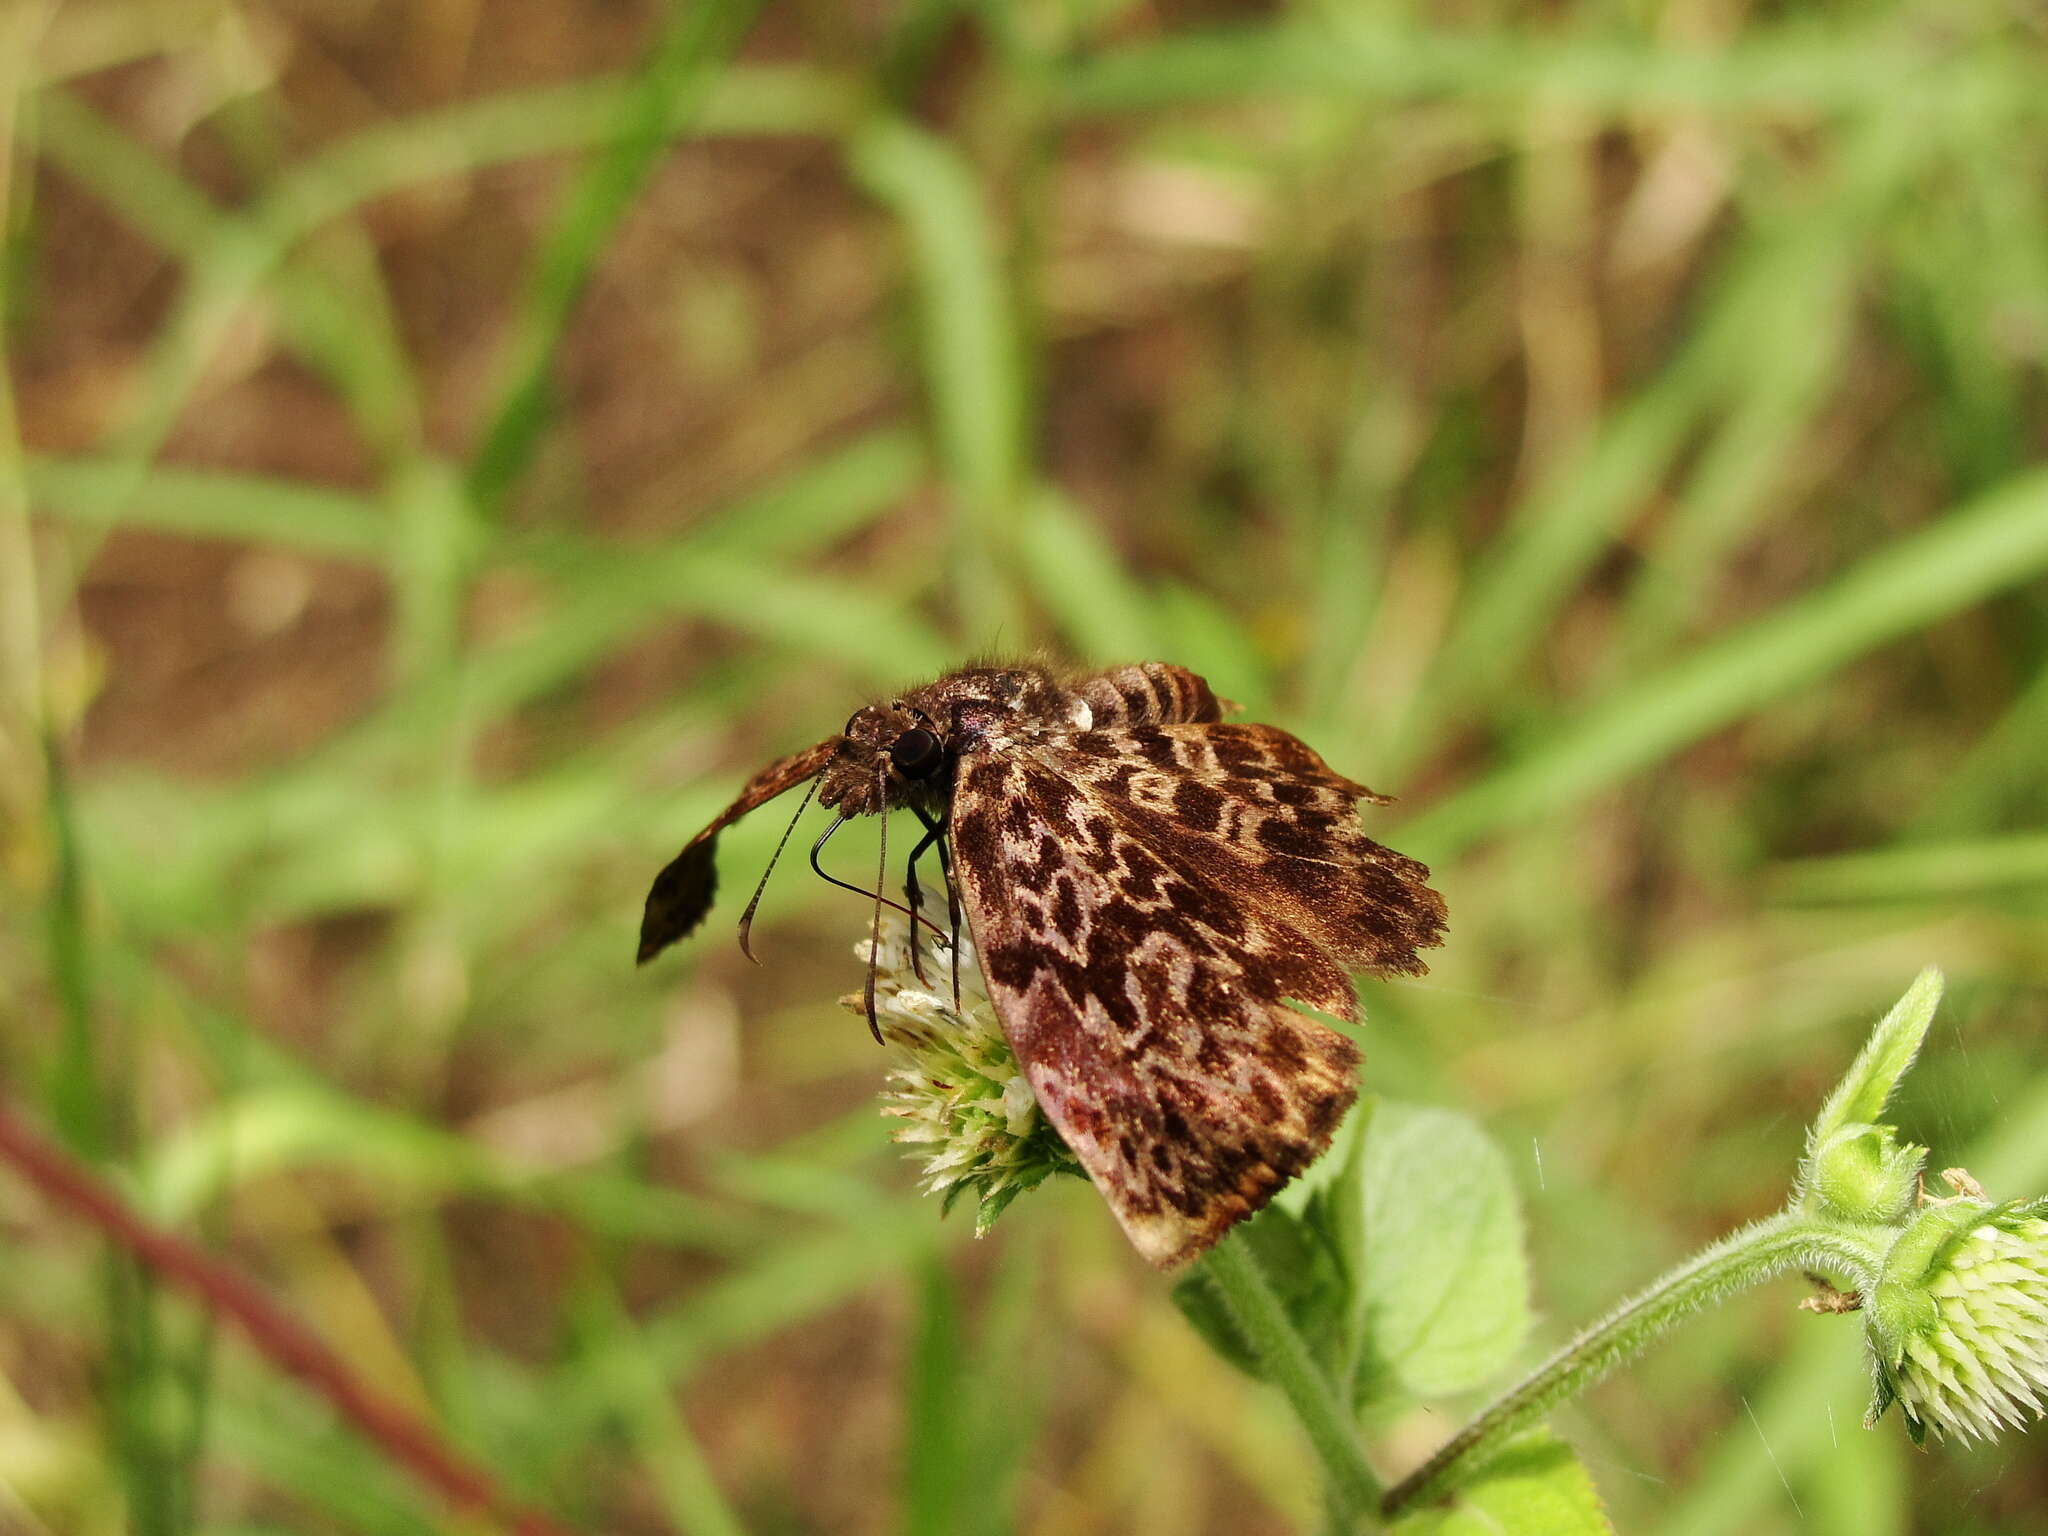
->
[1804,1122,1925,1224]
[847,916,1079,1234]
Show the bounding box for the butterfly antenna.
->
[862,769,888,1044]
[735,776,822,963]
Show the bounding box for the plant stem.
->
[1381,1209,1890,1518]
[0,1097,580,1536]
[1202,1233,1383,1526]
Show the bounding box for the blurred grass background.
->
[3,0,2047,1531]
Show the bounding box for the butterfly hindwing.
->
[946,748,1365,1267]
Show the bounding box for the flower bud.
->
[849,916,1079,1233]
[1803,1122,1925,1224]
[1865,1197,2048,1442]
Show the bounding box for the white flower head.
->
[844,914,1080,1235]
[1867,1191,2048,1443]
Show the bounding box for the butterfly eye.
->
[889,727,943,779]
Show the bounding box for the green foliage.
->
[1809,969,1945,1142]
[1389,1433,1610,1536]
[1179,1104,1567,1527]
[1174,1100,1532,1411]
[1173,1203,1348,1384]
[1373,975,2048,1526]
[1345,1104,1530,1404]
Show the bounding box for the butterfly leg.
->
[807,815,950,941]
[912,805,962,1009]
[902,815,947,986]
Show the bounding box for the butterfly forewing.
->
[638,737,839,963]
[1031,723,1445,983]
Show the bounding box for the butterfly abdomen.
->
[1069,663,1225,729]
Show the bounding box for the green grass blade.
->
[956,1229,1047,1536]
[1397,227,1833,763]
[571,1276,750,1536]
[1056,22,2018,115]
[683,429,926,558]
[902,1258,967,1536]
[849,117,1027,640]
[1613,249,1859,662]
[32,87,223,253]
[263,65,855,247]
[1911,660,2048,837]
[39,740,104,1156]
[639,1205,947,1381]
[1771,834,2048,905]
[466,0,766,514]
[141,1083,766,1255]
[1153,583,1275,717]
[36,89,428,464]
[484,543,951,702]
[1402,469,2048,858]
[208,1392,448,1536]
[1017,489,1159,662]
[24,457,386,558]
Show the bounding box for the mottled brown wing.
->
[1033,723,1447,985]
[946,749,1371,1269]
[638,738,838,964]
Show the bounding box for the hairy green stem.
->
[1381,1209,1890,1518]
[1202,1234,1383,1525]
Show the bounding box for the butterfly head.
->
[819,702,954,817]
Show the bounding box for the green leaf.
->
[1390,1431,1612,1536]
[1346,1102,1530,1403]
[1805,968,1944,1149]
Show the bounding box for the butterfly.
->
[638,662,1446,1268]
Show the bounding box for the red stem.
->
[0,1096,581,1536]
